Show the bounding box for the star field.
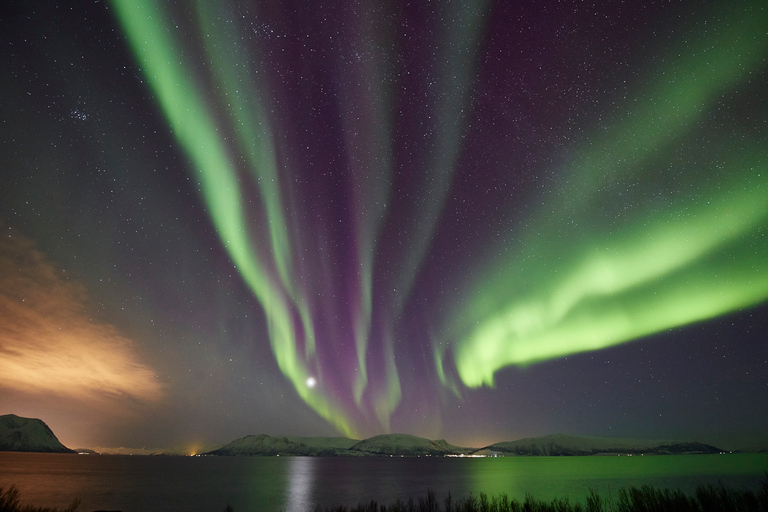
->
[0,0,766,451]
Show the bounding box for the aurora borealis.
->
[1,0,767,451]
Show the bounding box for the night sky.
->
[1,0,767,453]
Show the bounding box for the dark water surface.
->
[0,452,766,512]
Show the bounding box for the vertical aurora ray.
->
[191,1,320,388]
[443,2,768,388]
[333,1,397,410]
[312,0,491,429]
[192,1,297,304]
[361,0,489,426]
[391,0,489,316]
[110,0,353,435]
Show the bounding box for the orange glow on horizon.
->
[0,228,163,410]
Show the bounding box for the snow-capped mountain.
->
[0,414,74,453]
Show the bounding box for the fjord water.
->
[0,453,766,512]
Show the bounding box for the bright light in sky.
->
[306,377,317,389]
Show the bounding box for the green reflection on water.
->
[465,454,768,504]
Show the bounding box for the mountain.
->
[473,434,722,456]
[206,434,359,456]
[349,434,468,456]
[204,433,471,457]
[0,414,74,453]
[204,432,725,457]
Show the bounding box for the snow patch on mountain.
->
[208,434,358,456]
[349,434,467,456]
[477,434,722,456]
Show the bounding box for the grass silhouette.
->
[309,478,768,512]
[4,478,768,512]
[0,486,80,512]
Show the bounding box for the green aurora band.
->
[441,2,768,388]
[110,0,490,435]
[111,0,767,434]
[334,1,397,414]
[109,0,354,435]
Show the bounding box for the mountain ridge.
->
[475,433,723,456]
[0,413,730,456]
[202,432,724,457]
[348,433,469,456]
[207,434,358,456]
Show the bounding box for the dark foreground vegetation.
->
[0,486,79,512]
[3,479,768,512]
[311,480,768,512]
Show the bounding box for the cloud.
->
[0,227,163,407]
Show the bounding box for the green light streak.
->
[392,0,489,315]
[337,6,396,407]
[457,164,768,387]
[339,0,489,420]
[192,1,318,382]
[110,0,353,436]
[434,342,462,399]
[373,324,402,430]
[447,2,768,388]
[562,3,768,214]
[193,1,295,301]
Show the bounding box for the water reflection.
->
[464,455,768,505]
[1,453,765,512]
[285,457,317,512]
